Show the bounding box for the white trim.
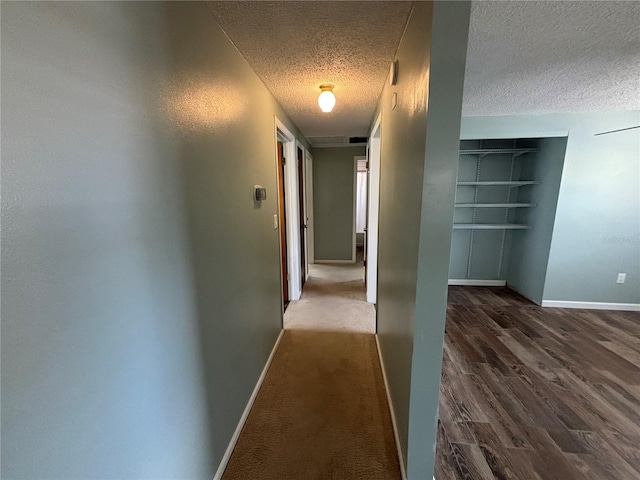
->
[305,150,315,266]
[314,259,354,264]
[352,156,365,263]
[297,141,310,281]
[541,300,640,311]
[448,279,507,287]
[375,335,407,480]
[213,330,285,480]
[275,117,302,301]
[366,113,382,304]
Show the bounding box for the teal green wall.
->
[373,1,470,478]
[461,112,640,305]
[506,137,567,304]
[1,2,306,478]
[312,147,363,261]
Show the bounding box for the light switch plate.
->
[273,214,278,230]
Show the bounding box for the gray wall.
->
[506,137,567,304]
[461,112,640,305]
[312,146,363,261]
[373,1,470,478]
[1,2,307,478]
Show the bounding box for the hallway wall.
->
[373,1,470,478]
[1,2,306,478]
[312,146,364,261]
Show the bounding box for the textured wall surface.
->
[1,2,306,478]
[407,2,470,477]
[374,1,470,477]
[464,1,640,116]
[312,147,364,261]
[375,3,434,465]
[461,111,640,305]
[207,1,412,138]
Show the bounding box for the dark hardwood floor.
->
[435,286,640,480]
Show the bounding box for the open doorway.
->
[275,140,289,309]
[355,156,368,276]
[297,145,308,289]
[275,118,304,313]
[366,114,382,304]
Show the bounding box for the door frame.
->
[296,143,308,286]
[275,117,302,302]
[354,155,367,264]
[305,150,314,268]
[366,113,382,304]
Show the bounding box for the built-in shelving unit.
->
[453,223,533,230]
[450,139,544,283]
[455,203,537,208]
[449,136,568,298]
[457,181,540,187]
[459,148,538,157]
[453,145,540,233]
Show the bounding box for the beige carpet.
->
[222,330,401,480]
[284,262,376,334]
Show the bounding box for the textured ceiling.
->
[208,1,639,138]
[463,1,640,116]
[207,1,413,139]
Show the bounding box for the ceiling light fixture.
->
[318,84,336,113]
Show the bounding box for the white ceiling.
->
[464,0,640,117]
[207,1,413,140]
[208,1,639,139]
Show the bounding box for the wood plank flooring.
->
[435,286,640,480]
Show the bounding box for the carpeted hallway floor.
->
[221,330,401,480]
[283,260,376,334]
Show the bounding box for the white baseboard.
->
[314,259,356,264]
[448,279,506,287]
[375,335,407,480]
[213,330,284,480]
[541,300,640,312]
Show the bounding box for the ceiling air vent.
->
[349,137,368,144]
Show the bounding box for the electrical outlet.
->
[616,273,626,284]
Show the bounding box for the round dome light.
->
[318,84,336,113]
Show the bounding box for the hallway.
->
[222,330,400,479]
[6,2,637,479]
[284,259,376,334]
[220,260,399,479]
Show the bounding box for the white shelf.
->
[455,203,537,208]
[459,148,538,158]
[453,223,533,230]
[457,181,540,187]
